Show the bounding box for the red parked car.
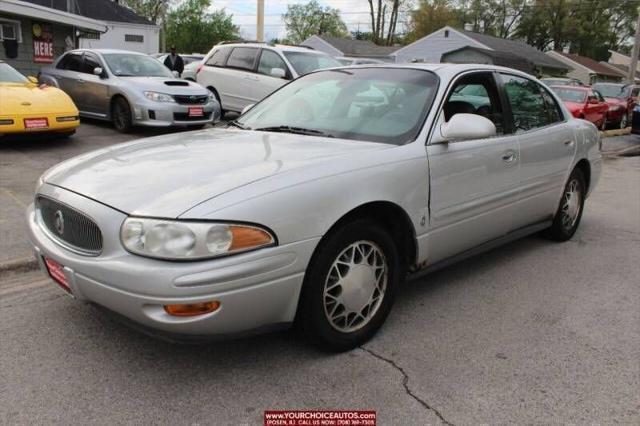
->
[592,83,639,129]
[551,85,608,130]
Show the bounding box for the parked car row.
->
[548,82,638,130]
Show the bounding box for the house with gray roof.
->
[440,45,535,74]
[23,0,159,54]
[391,26,569,76]
[302,35,397,61]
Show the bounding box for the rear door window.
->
[226,47,258,71]
[57,53,83,71]
[205,47,230,67]
[501,74,562,132]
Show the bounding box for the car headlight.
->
[144,91,175,103]
[120,218,276,260]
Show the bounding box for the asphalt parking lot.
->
[0,121,638,424]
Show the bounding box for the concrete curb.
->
[0,257,39,275]
[602,128,632,138]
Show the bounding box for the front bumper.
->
[26,184,319,338]
[131,98,221,128]
[0,112,79,135]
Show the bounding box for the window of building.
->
[125,34,144,43]
[0,19,22,43]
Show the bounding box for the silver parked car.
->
[27,64,601,351]
[39,49,220,133]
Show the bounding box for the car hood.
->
[116,76,207,95]
[44,129,391,217]
[0,83,77,115]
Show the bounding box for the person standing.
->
[164,46,184,77]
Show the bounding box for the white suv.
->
[196,42,341,117]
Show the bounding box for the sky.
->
[210,0,387,41]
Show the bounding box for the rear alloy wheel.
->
[544,168,586,241]
[112,97,133,133]
[298,220,400,352]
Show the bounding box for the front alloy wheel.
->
[298,220,400,352]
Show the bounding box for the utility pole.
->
[257,0,265,42]
[628,9,640,83]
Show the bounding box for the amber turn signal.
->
[230,225,274,251]
[164,301,220,317]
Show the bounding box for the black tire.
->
[297,220,401,352]
[112,97,133,133]
[56,130,75,139]
[208,87,225,120]
[620,113,628,129]
[544,168,586,241]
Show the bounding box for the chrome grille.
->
[36,196,103,255]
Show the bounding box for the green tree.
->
[405,0,463,43]
[120,0,172,24]
[164,0,238,53]
[283,0,348,44]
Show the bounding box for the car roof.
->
[550,85,589,91]
[69,48,148,56]
[215,42,326,54]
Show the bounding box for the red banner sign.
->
[32,22,54,63]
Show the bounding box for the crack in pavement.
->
[360,346,454,426]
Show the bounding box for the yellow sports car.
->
[0,60,79,137]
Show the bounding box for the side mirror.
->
[588,97,598,104]
[27,76,38,84]
[440,113,496,142]
[241,104,255,115]
[270,68,286,79]
[93,67,103,77]
[172,70,180,78]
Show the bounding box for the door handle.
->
[563,140,574,146]
[77,79,85,84]
[502,152,516,162]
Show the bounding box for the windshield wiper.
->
[254,126,334,138]
[228,120,247,130]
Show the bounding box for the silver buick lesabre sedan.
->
[27,64,601,351]
[39,49,220,133]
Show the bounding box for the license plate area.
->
[44,257,72,294]
[24,118,49,130]
[188,107,204,117]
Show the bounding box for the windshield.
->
[237,68,439,144]
[593,83,629,99]
[103,53,174,77]
[283,52,342,76]
[0,63,28,83]
[552,87,586,103]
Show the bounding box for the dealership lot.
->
[0,122,638,423]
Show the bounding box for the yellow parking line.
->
[0,187,27,209]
